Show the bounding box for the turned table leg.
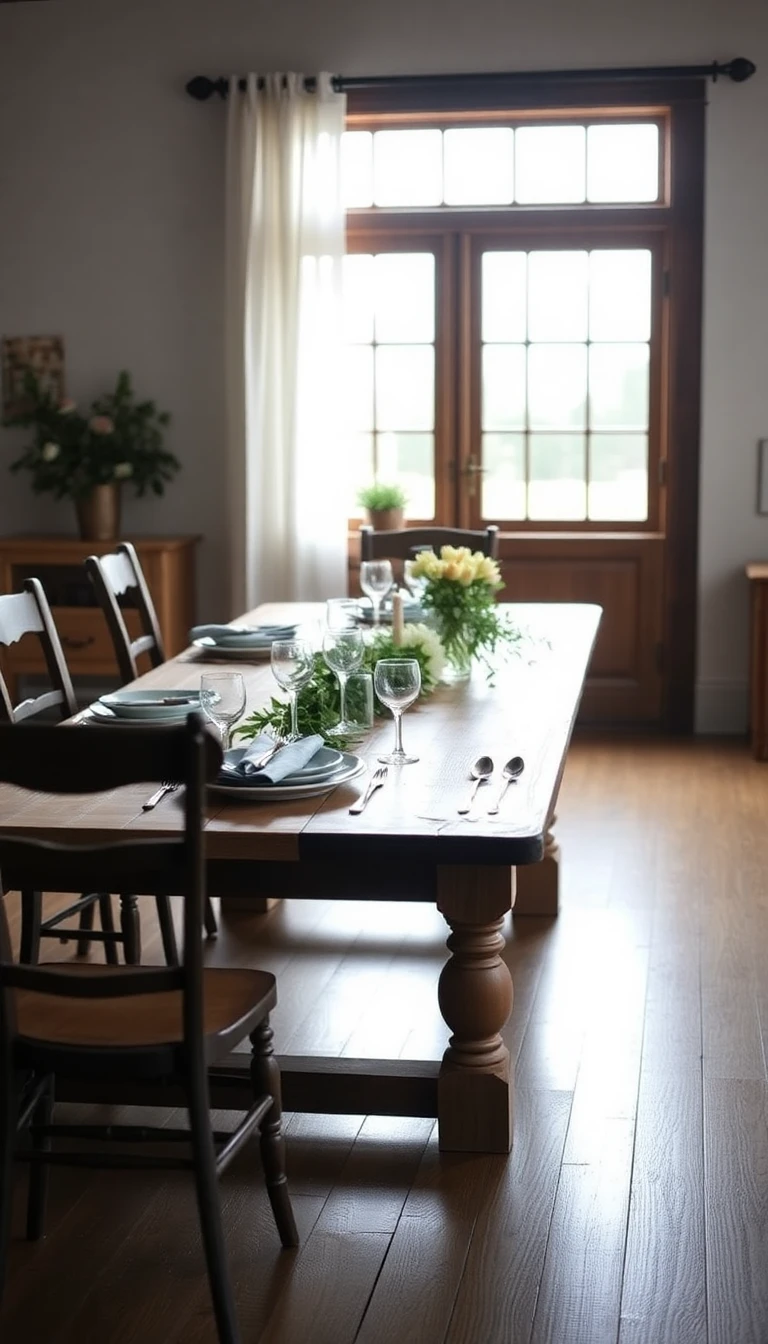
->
[436,864,515,1153]
[514,813,560,916]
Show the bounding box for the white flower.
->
[114,462,133,479]
[41,441,60,462]
[398,622,446,687]
[58,399,77,414]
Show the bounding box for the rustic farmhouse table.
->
[0,602,600,1153]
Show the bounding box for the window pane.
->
[373,130,442,206]
[587,124,659,203]
[444,128,514,205]
[376,431,435,518]
[374,253,435,343]
[589,344,649,430]
[342,254,374,343]
[482,252,527,342]
[375,345,435,430]
[481,433,526,519]
[515,126,586,203]
[528,251,588,341]
[529,434,587,519]
[588,433,648,520]
[342,346,374,430]
[528,345,587,429]
[589,251,652,341]
[341,131,373,208]
[482,345,527,430]
[348,433,375,514]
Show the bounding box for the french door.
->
[345,222,667,723]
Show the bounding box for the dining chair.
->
[360,523,499,565]
[85,541,218,947]
[0,714,298,1344]
[0,579,119,966]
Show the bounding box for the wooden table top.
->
[0,603,600,869]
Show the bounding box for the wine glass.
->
[326,598,360,631]
[374,658,421,765]
[271,639,315,740]
[322,626,364,738]
[360,560,394,627]
[199,672,246,751]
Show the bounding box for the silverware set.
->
[458,755,525,818]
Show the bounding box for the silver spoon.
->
[457,756,495,815]
[487,756,525,815]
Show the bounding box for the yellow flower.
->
[457,560,475,586]
[476,555,501,585]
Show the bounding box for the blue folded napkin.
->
[219,734,325,785]
[190,623,298,646]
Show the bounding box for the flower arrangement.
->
[409,545,519,681]
[3,370,179,499]
[237,623,444,745]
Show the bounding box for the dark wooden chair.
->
[85,542,217,946]
[84,542,165,684]
[360,524,499,565]
[0,579,119,966]
[0,715,298,1344]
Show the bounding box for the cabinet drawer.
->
[2,607,141,672]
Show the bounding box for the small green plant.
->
[4,370,180,500]
[357,481,407,512]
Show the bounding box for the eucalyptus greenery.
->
[237,629,441,746]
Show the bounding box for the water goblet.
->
[373,658,421,765]
[360,560,394,627]
[326,598,360,631]
[199,672,246,751]
[271,639,315,740]
[322,626,364,738]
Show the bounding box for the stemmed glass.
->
[374,658,421,765]
[322,626,364,738]
[360,560,394,627]
[326,598,360,631]
[271,639,315,741]
[199,672,246,751]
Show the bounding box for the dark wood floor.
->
[2,736,768,1343]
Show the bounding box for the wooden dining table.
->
[0,601,600,1154]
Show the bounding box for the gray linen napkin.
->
[219,734,325,785]
[190,623,298,645]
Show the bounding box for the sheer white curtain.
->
[225,72,347,614]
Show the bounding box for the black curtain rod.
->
[186,58,756,102]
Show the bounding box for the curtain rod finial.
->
[186,76,226,101]
[728,57,756,82]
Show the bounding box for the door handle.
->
[459,454,487,497]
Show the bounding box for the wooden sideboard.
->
[0,535,199,699]
[747,562,768,759]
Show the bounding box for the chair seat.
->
[15,964,276,1049]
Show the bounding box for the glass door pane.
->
[478,246,653,523]
[342,249,437,519]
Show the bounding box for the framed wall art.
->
[1,335,65,418]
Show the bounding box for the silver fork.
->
[349,766,388,816]
[142,780,179,811]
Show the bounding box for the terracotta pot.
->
[75,484,121,542]
[367,507,404,532]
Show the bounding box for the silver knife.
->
[349,766,388,815]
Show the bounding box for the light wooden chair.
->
[85,542,217,947]
[0,715,298,1344]
[0,579,119,965]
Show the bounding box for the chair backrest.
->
[0,715,222,1055]
[360,525,499,564]
[85,542,165,684]
[0,578,77,724]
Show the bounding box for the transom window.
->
[342,121,661,208]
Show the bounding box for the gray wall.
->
[1,0,767,729]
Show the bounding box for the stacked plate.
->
[190,623,299,661]
[208,745,365,801]
[88,689,202,727]
[357,598,424,625]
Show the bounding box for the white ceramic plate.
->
[192,639,273,661]
[208,754,365,801]
[87,702,191,728]
[99,689,201,720]
[220,745,344,786]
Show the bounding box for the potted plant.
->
[3,370,180,541]
[357,481,407,532]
